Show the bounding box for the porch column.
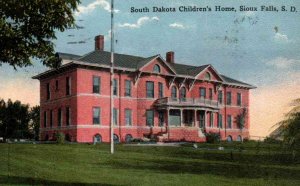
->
[180,109,184,127]
[204,110,207,129]
[194,110,197,127]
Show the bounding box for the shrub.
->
[55,133,65,144]
[264,137,282,144]
[206,132,220,143]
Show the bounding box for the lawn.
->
[0,142,299,186]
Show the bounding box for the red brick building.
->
[33,35,255,143]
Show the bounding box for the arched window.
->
[205,72,211,80]
[153,64,161,73]
[94,134,102,143]
[113,134,120,143]
[180,87,186,101]
[227,135,232,142]
[125,134,133,143]
[171,86,177,100]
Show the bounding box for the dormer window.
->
[153,64,161,73]
[205,72,211,80]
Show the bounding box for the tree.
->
[277,99,300,153]
[0,0,80,69]
[236,107,247,130]
[29,106,40,140]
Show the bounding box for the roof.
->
[35,50,255,88]
[56,52,81,60]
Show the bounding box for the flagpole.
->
[110,0,115,154]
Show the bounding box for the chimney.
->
[95,35,104,51]
[166,51,174,63]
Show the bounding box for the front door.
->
[199,112,205,128]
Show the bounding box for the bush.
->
[264,137,282,144]
[206,132,220,143]
[55,133,65,144]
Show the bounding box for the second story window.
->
[113,79,118,96]
[209,88,213,100]
[93,76,101,94]
[153,64,161,73]
[158,82,163,98]
[125,80,131,97]
[146,81,154,98]
[180,87,186,101]
[93,107,100,125]
[218,90,223,104]
[66,77,71,96]
[46,83,50,100]
[237,93,242,106]
[58,108,62,127]
[171,86,177,100]
[226,92,232,105]
[200,87,206,99]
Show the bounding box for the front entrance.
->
[199,111,205,128]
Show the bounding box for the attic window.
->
[153,64,161,73]
[205,72,211,80]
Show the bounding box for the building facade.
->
[33,35,255,143]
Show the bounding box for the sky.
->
[0,0,300,137]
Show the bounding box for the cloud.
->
[75,0,119,17]
[169,22,186,29]
[250,72,300,137]
[265,57,300,69]
[118,16,159,29]
[274,32,289,43]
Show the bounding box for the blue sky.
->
[0,0,299,136]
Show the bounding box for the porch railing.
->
[155,97,220,108]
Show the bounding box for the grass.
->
[0,142,299,186]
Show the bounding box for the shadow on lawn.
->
[104,158,300,180]
[0,175,121,186]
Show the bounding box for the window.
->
[227,115,232,129]
[94,134,102,143]
[113,79,118,96]
[93,76,101,94]
[66,107,70,126]
[218,91,223,104]
[158,82,163,98]
[44,111,47,127]
[209,88,213,100]
[146,110,154,126]
[113,108,118,126]
[93,107,100,124]
[55,80,59,91]
[210,112,214,127]
[125,109,132,126]
[226,92,232,105]
[125,80,131,97]
[237,93,242,106]
[205,72,211,80]
[171,86,177,99]
[58,108,62,127]
[146,81,154,98]
[218,114,223,128]
[180,87,186,101]
[158,111,164,126]
[66,77,71,96]
[200,87,206,99]
[46,83,50,100]
[50,110,53,128]
[153,64,161,73]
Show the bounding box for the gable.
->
[196,66,223,81]
[139,57,175,75]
